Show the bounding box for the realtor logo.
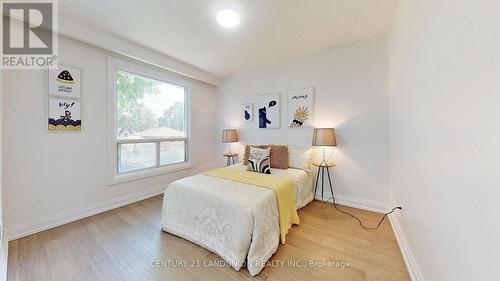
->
[1,0,58,69]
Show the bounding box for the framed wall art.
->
[242,103,253,122]
[258,93,280,129]
[48,98,82,132]
[49,65,81,99]
[287,87,314,128]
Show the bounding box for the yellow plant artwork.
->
[288,87,314,128]
[291,106,310,127]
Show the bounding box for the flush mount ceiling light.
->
[216,9,240,28]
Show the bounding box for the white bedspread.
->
[161,164,313,276]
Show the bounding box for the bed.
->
[161,148,313,276]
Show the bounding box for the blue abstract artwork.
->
[241,103,253,122]
[258,93,280,128]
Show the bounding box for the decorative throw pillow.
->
[288,145,312,172]
[243,144,289,169]
[247,147,271,174]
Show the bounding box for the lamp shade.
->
[312,128,336,146]
[222,129,238,143]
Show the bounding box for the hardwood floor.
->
[8,196,410,281]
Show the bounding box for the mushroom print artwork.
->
[287,88,314,128]
[49,65,81,99]
[57,70,75,84]
[258,93,280,128]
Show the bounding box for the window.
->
[108,58,192,184]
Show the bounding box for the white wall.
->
[0,68,6,281]
[388,1,500,280]
[216,36,389,209]
[2,36,218,239]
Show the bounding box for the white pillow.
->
[288,145,312,172]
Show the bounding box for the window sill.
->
[107,162,194,186]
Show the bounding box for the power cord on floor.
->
[330,197,402,230]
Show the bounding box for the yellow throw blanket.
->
[204,167,300,244]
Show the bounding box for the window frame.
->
[107,57,193,185]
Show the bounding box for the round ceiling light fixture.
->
[216,9,240,28]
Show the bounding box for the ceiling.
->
[60,0,398,78]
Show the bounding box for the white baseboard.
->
[389,213,425,281]
[6,185,166,241]
[315,194,389,213]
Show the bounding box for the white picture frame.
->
[287,87,314,128]
[258,93,280,128]
[242,103,253,122]
[48,98,82,132]
[49,65,81,98]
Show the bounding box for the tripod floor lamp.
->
[312,128,337,208]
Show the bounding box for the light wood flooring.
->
[8,196,410,281]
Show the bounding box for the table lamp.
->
[312,128,337,165]
[222,129,238,154]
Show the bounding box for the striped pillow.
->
[247,147,271,174]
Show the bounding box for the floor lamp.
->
[312,128,336,164]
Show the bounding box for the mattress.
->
[161,163,313,275]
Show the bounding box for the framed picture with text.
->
[48,98,81,132]
[48,65,81,99]
[287,87,314,128]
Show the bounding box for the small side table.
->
[312,161,336,208]
[223,153,238,166]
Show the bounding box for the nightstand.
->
[312,161,336,208]
[223,153,238,166]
